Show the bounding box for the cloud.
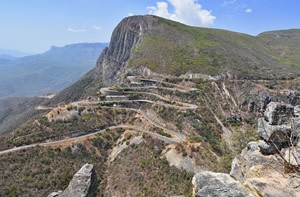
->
[93,25,102,31]
[128,12,134,16]
[245,8,252,13]
[67,27,86,33]
[222,0,237,6]
[147,0,216,27]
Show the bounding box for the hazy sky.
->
[0,0,299,53]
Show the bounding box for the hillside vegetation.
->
[258,29,300,68]
[129,16,300,79]
[0,97,45,135]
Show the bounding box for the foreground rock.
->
[193,102,300,197]
[258,102,300,146]
[48,163,98,197]
[230,141,300,197]
[263,102,294,125]
[230,102,300,197]
[192,171,253,197]
[282,146,300,166]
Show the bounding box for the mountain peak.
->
[94,15,155,85]
[53,15,300,103]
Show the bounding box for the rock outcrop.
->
[258,102,300,147]
[230,142,300,197]
[263,102,294,125]
[193,102,300,197]
[230,102,300,197]
[48,163,98,197]
[95,15,155,86]
[192,171,253,197]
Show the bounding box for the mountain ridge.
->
[52,15,300,104]
[0,48,32,57]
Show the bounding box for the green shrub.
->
[189,135,202,143]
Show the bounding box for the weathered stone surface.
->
[48,191,62,197]
[258,117,292,143]
[230,142,300,197]
[258,102,300,146]
[230,141,260,182]
[282,147,300,166]
[192,171,253,197]
[294,105,300,117]
[95,15,155,86]
[291,117,300,138]
[48,163,98,197]
[230,141,284,183]
[257,140,278,154]
[263,102,294,125]
[244,177,299,197]
[246,141,260,152]
[229,102,300,197]
[241,90,273,113]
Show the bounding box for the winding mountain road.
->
[0,76,197,155]
[0,125,178,156]
[102,106,186,142]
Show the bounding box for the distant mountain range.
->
[0,43,108,99]
[0,48,32,58]
[0,54,18,60]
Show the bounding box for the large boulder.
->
[230,141,300,197]
[244,176,300,197]
[48,163,98,197]
[192,171,253,197]
[263,102,294,125]
[257,118,292,144]
[258,102,300,145]
[229,102,300,197]
[230,141,284,183]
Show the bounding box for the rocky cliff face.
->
[94,15,155,86]
[48,163,98,197]
[51,15,156,103]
